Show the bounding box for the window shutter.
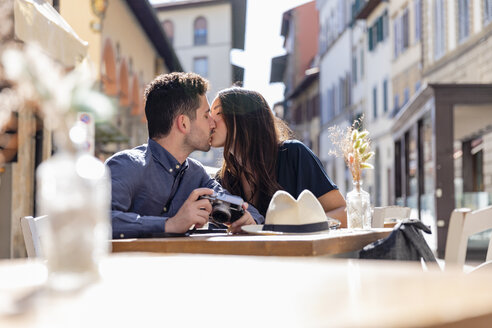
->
[403,10,409,49]
[383,80,388,113]
[394,20,398,57]
[368,26,373,51]
[377,16,383,42]
[373,86,378,119]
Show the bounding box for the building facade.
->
[317,0,354,195]
[0,0,181,258]
[61,0,182,156]
[393,0,492,256]
[270,1,321,155]
[353,0,393,209]
[154,0,246,166]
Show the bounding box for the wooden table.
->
[112,228,393,256]
[1,254,492,327]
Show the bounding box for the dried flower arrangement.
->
[328,117,374,189]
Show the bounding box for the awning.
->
[13,0,88,67]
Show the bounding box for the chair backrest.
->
[444,206,492,271]
[20,215,48,258]
[372,206,411,228]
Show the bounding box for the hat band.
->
[263,221,329,233]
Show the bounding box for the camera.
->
[200,191,244,224]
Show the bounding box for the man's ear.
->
[176,114,190,134]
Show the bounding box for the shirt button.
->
[169,168,173,172]
[176,164,180,169]
[163,207,167,212]
[120,233,125,238]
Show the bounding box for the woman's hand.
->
[229,202,256,234]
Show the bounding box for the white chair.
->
[444,206,492,272]
[20,215,48,258]
[372,206,411,228]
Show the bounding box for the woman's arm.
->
[318,190,347,228]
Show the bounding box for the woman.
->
[210,87,347,227]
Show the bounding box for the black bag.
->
[358,219,437,263]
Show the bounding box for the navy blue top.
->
[106,139,264,239]
[276,140,338,200]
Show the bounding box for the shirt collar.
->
[148,138,189,176]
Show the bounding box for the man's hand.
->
[229,202,256,234]
[165,188,214,233]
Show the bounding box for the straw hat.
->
[242,189,338,234]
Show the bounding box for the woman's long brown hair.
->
[215,88,292,215]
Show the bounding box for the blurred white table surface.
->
[112,228,393,256]
[1,254,492,328]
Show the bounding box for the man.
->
[106,73,263,238]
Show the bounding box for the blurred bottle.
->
[36,121,111,291]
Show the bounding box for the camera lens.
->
[211,203,231,223]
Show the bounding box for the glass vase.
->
[36,148,111,291]
[346,180,371,229]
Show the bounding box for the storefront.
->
[392,84,492,257]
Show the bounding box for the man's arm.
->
[107,156,170,238]
[111,210,169,239]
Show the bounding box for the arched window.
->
[130,75,141,116]
[162,20,174,45]
[101,39,117,96]
[194,16,207,45]
[119,60,129,107]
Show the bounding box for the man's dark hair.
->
[144,72,209,139]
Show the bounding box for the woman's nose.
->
[209,116,216,128]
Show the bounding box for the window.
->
[328,86,335,121]
[337,0,347,34]
[383,11,389,39]
[345,72,351,108]
[377,16,383,42]
[368,11,388,52]
[325,88,332,123]
[313,94,320,117]
[162,20,174,45]
[352,55,358,84]
[368,25,374,51]
[434,0,446,59]
[294,105,303,124]
[414,0,422,42]
[338,78,344,114]
[333,84,339,117]
[458,0,470,42]
[402,9,410,49]
[194,17,207,45]
[394,9,410,58]
[394,18,399,58]
[383,79,388,113]
[394,94,400,112]
[486,0,492,24]
[373,86,378,119]
[193,57,208,77]
[360,49,364,78]
[415,80,421,93]
[403,87,410,105]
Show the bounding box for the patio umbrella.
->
[13,0,88,67]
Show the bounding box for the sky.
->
[150,0,312,107]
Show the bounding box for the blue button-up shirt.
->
[106,139,264,239]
